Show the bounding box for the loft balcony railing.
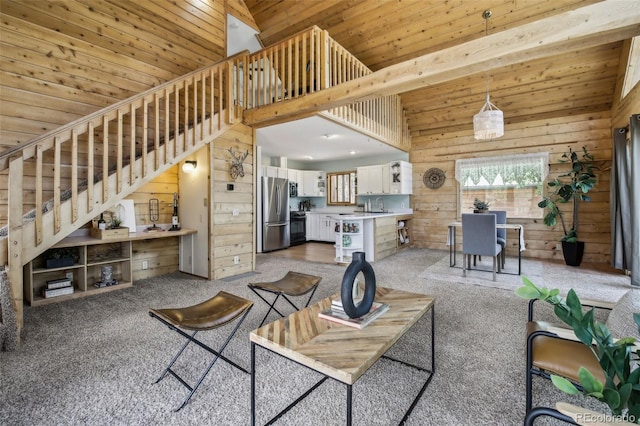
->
[239,26,411,151]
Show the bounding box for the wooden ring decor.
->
[340,251,376,318]
[423,167,446,189]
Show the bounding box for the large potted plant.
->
[537,146,597,266]
[516,278,640,422]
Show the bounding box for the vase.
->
[340,251,376,318]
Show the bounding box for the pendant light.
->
[473,10,504,140]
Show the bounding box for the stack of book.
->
[42,278,74,298]
[319,298,389,329]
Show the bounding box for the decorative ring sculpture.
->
[340,252,376,318]
[423,167,446,189]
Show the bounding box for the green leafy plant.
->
[472,198,490,211]
[516,277,640,422]
[111,216,122,229]
[537,146,597,242]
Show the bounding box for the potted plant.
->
[516,278,640,422]
[472,198,490,213]
[45,247,80,269]
[537,146,597,266]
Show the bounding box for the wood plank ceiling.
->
[244,0,625,137]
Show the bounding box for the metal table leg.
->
[251,342,256,426]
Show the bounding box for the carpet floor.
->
[0,249,629,425]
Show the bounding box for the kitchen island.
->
[330,212,412,264]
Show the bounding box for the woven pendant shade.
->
[473,9,504,141]
[473,94,504,140]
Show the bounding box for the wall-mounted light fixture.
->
[182,160,197,173]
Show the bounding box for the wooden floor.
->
[262,242,338,264]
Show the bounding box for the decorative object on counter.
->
[44,248,79,269]
[472,198,490,213]
[342,235,352,247]
[227,147,249,180]
[340,251,376,318]
[423,167,446,189]
[169,192,181,231]
[98,213,106,230]
[146,198,163,232]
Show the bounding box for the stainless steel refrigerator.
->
[262,176,290,252]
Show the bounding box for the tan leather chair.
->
[248,271,322,326]
[525,297,612,414]
[149,291,253,411]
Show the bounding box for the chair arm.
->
[556,402,636,425]
[531,323,640,352]
[528,297,614,322]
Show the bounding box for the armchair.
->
[525,289,639,416]
[489,210,507,268]
[461,213,502,281]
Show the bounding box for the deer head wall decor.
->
[227,148,249,181]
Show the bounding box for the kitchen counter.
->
[331,212,413,263]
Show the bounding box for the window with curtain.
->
[455,152,549,219]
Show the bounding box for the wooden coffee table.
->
[250,286,435,425]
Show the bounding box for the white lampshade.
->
[473,96,504,140]
[182,160,197,173]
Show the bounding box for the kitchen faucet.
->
[375,197,384,212]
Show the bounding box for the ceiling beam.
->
[244,1,640,127]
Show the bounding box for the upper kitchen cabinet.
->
[357,161,412,195]
[389,161,413,195]
[263,166,289,179]
[299,170,326,197]
[357,164,390,195]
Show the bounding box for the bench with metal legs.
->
[149,291,253,411]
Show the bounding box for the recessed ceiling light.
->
[304,155,313,159]
[324,134,336,139]
[350,150,356,155]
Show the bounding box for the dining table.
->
[447,221,525,275]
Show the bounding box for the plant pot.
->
[561,241,584,266]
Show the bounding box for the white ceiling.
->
[227,15,403,163]
[256,116,402,162]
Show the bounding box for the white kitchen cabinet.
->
[263,165,288,179]
[300,170,326,197]
[319,215,336,242]
[389,161,412,194]
[287,168,299,185]
[306,212,319,240]
[357,164,390,195]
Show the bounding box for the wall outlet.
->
[142,260,149,270]
[232,208,239,216]
[233,256,240,265]
[555,243,561,251]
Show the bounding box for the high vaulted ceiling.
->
[244,0,635,139]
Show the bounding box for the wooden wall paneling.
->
[210,124,254,279]
[226,0,260,31]
[410,111,613,264]
[131,237,179,280]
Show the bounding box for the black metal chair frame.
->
[248,279,320,327]
[149,305,252,411]
[524,406,578,425]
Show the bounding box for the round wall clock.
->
[423,168,446,189]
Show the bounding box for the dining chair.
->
[462,213,502,281]
[489,210,507,268]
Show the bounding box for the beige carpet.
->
[419,252,632,303]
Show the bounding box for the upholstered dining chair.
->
[489,210,507,268]
[461,213,502,281]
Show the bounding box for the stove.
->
[290,211,306,245]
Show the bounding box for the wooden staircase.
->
[0,26,412,348]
